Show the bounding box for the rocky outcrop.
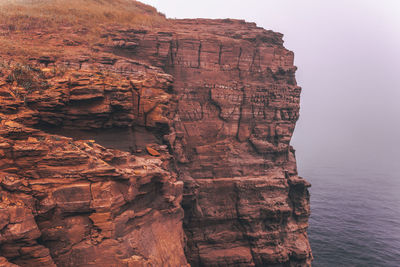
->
[0,6,311,267]
[107,19,312,266]
[0,62,187,266]
[0,122,186,266]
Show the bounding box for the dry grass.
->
[0,0,167,58]
[0,0,166,32]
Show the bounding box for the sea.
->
[300,165,400,266]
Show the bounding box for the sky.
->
[141,0,400,172]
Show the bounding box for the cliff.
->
[0,1,311,266]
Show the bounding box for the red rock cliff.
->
[0,3,311,267]
[109,18,312,266]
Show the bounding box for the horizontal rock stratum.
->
[0,1,311,266]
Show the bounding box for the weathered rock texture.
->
[0,7,311,267]
[0,63,187,266]
[105,19,312,266]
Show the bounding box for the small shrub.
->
[6,64,49,92]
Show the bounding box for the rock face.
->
[0,64,187,266]
[0,126,186,266]
[0,9,311,267]
[108,19,312,266]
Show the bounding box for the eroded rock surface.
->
[0,123,186,266]
[110,19,312,266]
[0,60,187,266]
[0,12,311,267]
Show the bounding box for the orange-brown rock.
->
[146,146,160,157]
[0,2,311,267]
[0,56,187,266]
[0,120,186,266]
[107,18,312,266]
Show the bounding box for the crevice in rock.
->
[218,44,223,65]
[36,124,162,154]
[233,182,258,266]
[197,41,202,68]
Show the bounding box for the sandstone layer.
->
[0,4,311,267]
[0,61,187,266]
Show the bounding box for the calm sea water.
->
[301,166,400,266]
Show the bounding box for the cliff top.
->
[0,0,167,59]
[0,0,285,61]
[0,0,166,29]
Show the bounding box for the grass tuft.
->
[4,63,49,91]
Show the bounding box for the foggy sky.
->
[141,0,400,172]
